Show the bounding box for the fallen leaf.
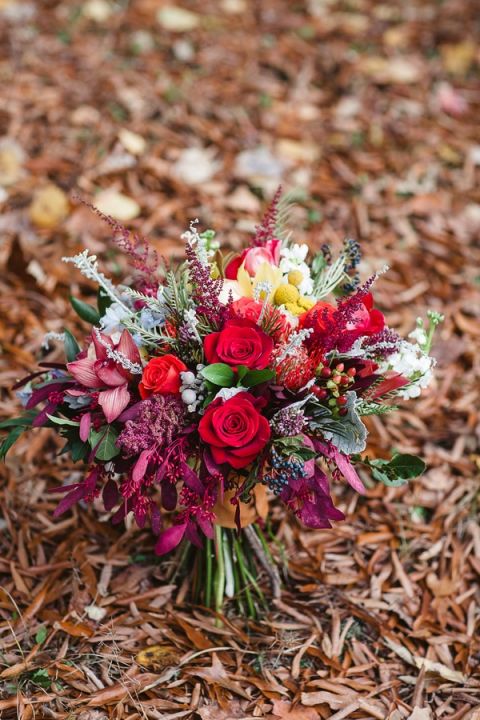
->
[407,709,433,720]
[270,699,320,719]
[135,644,180,669]
[157,6,200,32]
[29,185,69,229]
[359,56,422,84]
[94,189,140,221]
[189,653,250,699]
[441,41,476,75]
[83,0,113,22]
[118,128,146,156]
[173,147,221,184]
[0,137,26,186]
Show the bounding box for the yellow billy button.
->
[274,283,300,306]
[287,269,304,287]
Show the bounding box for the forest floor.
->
[0,0,480,718]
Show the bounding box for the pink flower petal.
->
[96,363,127,387]
[98,385,130,423]
[92,331,112,361]
[67,358,103,388]
[117,329,141,365]
[79,412,91,442]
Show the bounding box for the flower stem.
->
[233,536,256,618]
[205,537,213,608]
[214,525,225,622]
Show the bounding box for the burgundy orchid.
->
[67,330,141,423]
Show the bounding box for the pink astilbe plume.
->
[74,197,159,277]
[252,185,282,247]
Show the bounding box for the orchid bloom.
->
[67,330,141,423]
[236,261,283,303]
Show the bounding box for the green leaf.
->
[368,453,426,487]
[35,626,48,644]
[64,329,80,362]
[236,365,249,381]
[200,363,235,387]
[0,426,24,460]
[70,296,101,325]
[242,368,275,387]
[46,414,80,427]
[60,435,89,462]
[97,287,113,315]
[0,413,36,429]
[89,426,120,462]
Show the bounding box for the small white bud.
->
[181,371,196,386]
[182,388,197,404]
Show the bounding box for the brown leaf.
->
[189,654,250,699]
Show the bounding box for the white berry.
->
[181,371,196,385]
[182,388,197,404]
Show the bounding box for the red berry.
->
[337,395,348,406]
[340,376,349,385]
[347,367,357,377]
[335,363,345,372]
[332,375,342,384]
[321,367,332,378]
[339,408,348,416]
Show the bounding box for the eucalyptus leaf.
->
[64,329,80,362]
[97,287,113,315]
[70,296,101,325]
[46,414,80,427]
[0,426,24,460]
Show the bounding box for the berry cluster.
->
[263,446,307,495]
[311,361,357,416]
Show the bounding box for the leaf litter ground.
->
[0,0,479,718]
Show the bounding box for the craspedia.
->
[287,269,304,287]
[298,296,315,310]
[274,283,300,306]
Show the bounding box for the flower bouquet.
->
[2,190,442,616]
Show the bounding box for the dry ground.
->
[0,0,479,718]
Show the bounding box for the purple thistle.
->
[252,185,282,247]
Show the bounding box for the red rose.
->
[346,293,384,337]
[299,301,336,335]
[139,354,187,398]
[204,319,273,370]
[198,392,271,469]
[229,298,263,323]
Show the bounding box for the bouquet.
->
[2,190,442,616]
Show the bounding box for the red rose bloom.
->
[139,354,187,398]
[204,319,273,370]
[346,293,384,337]
[198,392,271,469]
[229,298,263,323]
[299,301,336,334]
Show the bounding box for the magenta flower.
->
[67,330,141,423]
